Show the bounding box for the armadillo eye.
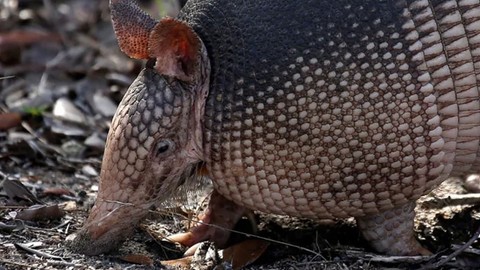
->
[156,139,174,157]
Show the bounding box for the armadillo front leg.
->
[169,190,247,247]
[356,201,430,256]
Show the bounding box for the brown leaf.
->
[222,239,270,270]
[40,187,74,197]
[0,30,61,48]
[160,256,193,270]
[15,204,65,221]
[0,112,23,131]
[119,254,154,266]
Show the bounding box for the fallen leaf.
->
[222,239,270,270]
[2,179,43,205]
[15,204,65,221]
[0,112,22,130]
[119,254,154,266]
[160,256,192,269]
[0,30,61,48]
[40,187,74,197]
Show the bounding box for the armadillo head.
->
[69,0,210,255]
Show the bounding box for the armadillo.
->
[70,0,480,256]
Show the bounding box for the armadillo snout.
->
[67,200,150,255]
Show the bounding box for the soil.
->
[1,1,480,269]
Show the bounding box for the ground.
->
[1,1,480,269]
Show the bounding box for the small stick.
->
[14,243,65,260]
[420,224,480,270]
[422,193,480,208]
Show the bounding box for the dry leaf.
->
[40,187,74,197]
[160,256,193,269]
[16,204,65,221]
[222,239,270,270]
[0,30,61,48]
[0,112,22,130]
[2,179,43,205]
[119,254,154,266]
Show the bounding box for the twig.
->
[51,219,71,230]
[46,260,82,267]
[366,254,431,264]
[14,243,65,260]
[0,258,31,267]
[20,121,63,156]
[0,205,29,209]
[422,193,480,208]
[328,247,432,264]
[450,244,480,255]
[420,223,480,270]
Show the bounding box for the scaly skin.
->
[70,0,480,256]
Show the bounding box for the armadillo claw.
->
[167,229,217,248]
[356,201,431,256]
[167,190,247,248]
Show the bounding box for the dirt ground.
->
[1,1,480,269]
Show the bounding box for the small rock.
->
[8,211,17,219]
[464,175,480,193]
[90,184,98,192]
[82,165,98,177]
[84,133,106,149]
[61,140,86,158]
[93,92,117,117]
[63,201,77,211]
[53,97,86,124]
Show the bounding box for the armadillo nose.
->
[67,201,149,255]
[66,215,133,255]
[66,226,126,256]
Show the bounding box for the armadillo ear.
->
[148,17,201,82]
[110,0,157,59]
